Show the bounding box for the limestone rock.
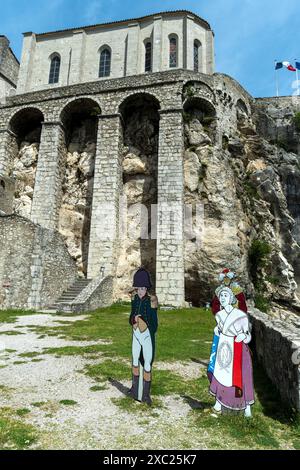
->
[184,150,200,192]
[246,159,267,173]
[123,156,146,175]
[185,118,211,146]
[19,143,39,167]
[14,194,32,218]
[78,152,94,177]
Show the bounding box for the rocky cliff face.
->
[183,94,300,308]
[8,84,300,310]
[58,117,96,277]
[13,141,38,217]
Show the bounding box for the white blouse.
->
[215,307,251,344]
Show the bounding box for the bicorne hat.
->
[133,267,152,288]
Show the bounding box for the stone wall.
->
[0,175,15,214]
[254,96,300,154]
[16,11,214,94]
[0,68,299,308]
[0,214,77,309]
[0,36,19,103]
[61,275,114,313]
[249,306,300,411]
[0,36,19,86]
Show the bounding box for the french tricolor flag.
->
[275,61,297,72]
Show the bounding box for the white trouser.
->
[132,328,153,372]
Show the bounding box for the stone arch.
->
[236,98,251,133]
[118,91,161,114]
[59,97,101,277]
[117,92,160,296]
[183,96,217,145]
[236,98,249,117]
[8,107,45,219]
[182,80,215,104]
[9,107,44,146]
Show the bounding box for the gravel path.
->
[0,313,207,450]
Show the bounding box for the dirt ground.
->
[0,313,208,450]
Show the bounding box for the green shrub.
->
[293,112,300,132]
[249,239,272,288]
[243,179,259,199]
[254,294,270,313]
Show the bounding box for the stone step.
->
[56,297,77,302]
[47,278,92,311]
[63,288,88,293]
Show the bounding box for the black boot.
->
[142,380,152,406]
[128,375,139,400]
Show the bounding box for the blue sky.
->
[1,0,299,97]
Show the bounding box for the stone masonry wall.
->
[0,214,77,309]
[16,12,214,93]
[0,36,19,86]
[249,307,300,411]
[0,69,266,308]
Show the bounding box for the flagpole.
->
[274,60,279,97]
[295,59,299,96]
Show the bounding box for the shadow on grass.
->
[181,395,212,410]
[108,378,130,396]
[190,357,209,367]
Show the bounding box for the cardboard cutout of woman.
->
[211,268,247,315]
[208,286,255,417]
[128,267,158,406]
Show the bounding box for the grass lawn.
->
[0,408,37,449]
[1,303,300,449]
[0,309,36,324]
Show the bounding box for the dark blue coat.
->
[129,294,158,365]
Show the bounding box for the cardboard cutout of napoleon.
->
[128,267,158,406]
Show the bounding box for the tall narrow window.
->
[145,41,152,72]
[194,41,199,72]
[49,55,60,84]
[169,36,177,68]
[99,48,111,77]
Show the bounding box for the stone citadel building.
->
[0,9,299,312]
[1,9,300,410]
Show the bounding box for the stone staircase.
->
[48,278,91,312]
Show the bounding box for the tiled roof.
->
[24,10,213,37]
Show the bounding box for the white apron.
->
[213,308,248,387]
[213,333,234,387]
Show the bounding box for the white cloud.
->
[83,0,119,24]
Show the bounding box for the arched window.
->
[49,54,60,84]
[194,40,201,72]
[99,48,111,77]
[145,41,152,72]
[169,36,177,68]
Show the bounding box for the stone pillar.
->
[126,22,140,76]
[185,15,195,71]
[152,16,162,73]
[87,114,122,279]
[0,128,17,176]
[156,109,185,307]
[17,32,36,94]
[68,30,86,85]
[30,121,66,230]
[206,29,215,74]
